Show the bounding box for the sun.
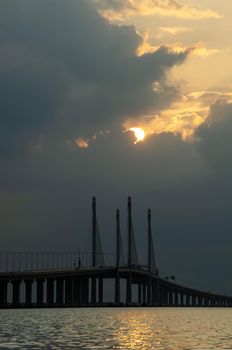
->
[129,127,145,144]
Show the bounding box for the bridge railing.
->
[0,251,116,273]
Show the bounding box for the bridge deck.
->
[0,266,231,303]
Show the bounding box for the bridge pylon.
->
[147,208,159,305]
[116,209,125,267]
[91,196,105,305]
[115,209,121,304]
[127,197,132,267]
[92,196,96,267]
[126,197,132,304]
[148,209,157,274]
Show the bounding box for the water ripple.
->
[0,308,232,349]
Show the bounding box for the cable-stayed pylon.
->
[148,209,157,273]
[131,221,139,266]
[92,197,104,267]
[127,197,139,267]
[96,218,105,266]
[116,209,125,267]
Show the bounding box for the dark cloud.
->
[196,100,232,170]
[0,0,189,157]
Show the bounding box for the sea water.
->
[0,308,231,349]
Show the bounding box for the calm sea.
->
[0,308,231,349]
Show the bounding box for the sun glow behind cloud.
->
[127,127,146,144]
[124,113,205,142]
[123,91,232,143]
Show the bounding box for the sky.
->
[0,0,232,294]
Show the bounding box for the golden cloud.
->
[123,90,232,142]
[136,38,222,58]
[157,26,191,37]
[96,0,222,21]
[73,130,110,149]
[136,36,191,57]
[74,138,89,148]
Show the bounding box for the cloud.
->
[188,91,232,104]
[0,0,190,158]
[73,130,110,148]
[196,100,232,170]
[122,89,232,141]
[136,37,221,59]
[157,26,191,37]
[192,47,221,58]
[74,138,89,149]
[95,0,222,21]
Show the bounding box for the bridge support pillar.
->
[126,273,132,305]
[73,277,81,306]
[192,295,196,307]
[138,283,142,304]
[156,279,160,306]
[168,289,173,306]
[198,296,202,306]
[0,281,8,307]
[91,277,96,305]
[142,284,146,305]
[82,278,89,305]
[47,278,54,306]
[147,278,152,305]
[65,278,73,305]
[98,277,103,305]
[159,286,164,306]
[163,287,168,306]
[36,278,44,306]
[12,280,21,307]
[56,278,64,306]
[180,293,184,306]
[174,291,178,306]
[25,279,33,306]
[151,280,156,305]
[115,272,120,304]
[186,294,190,306]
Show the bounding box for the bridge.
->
[0,197,231,308]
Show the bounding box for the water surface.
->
[0,308,232,349]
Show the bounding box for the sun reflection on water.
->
[113,310,164,349]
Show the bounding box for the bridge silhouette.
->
[0,197,231,308]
